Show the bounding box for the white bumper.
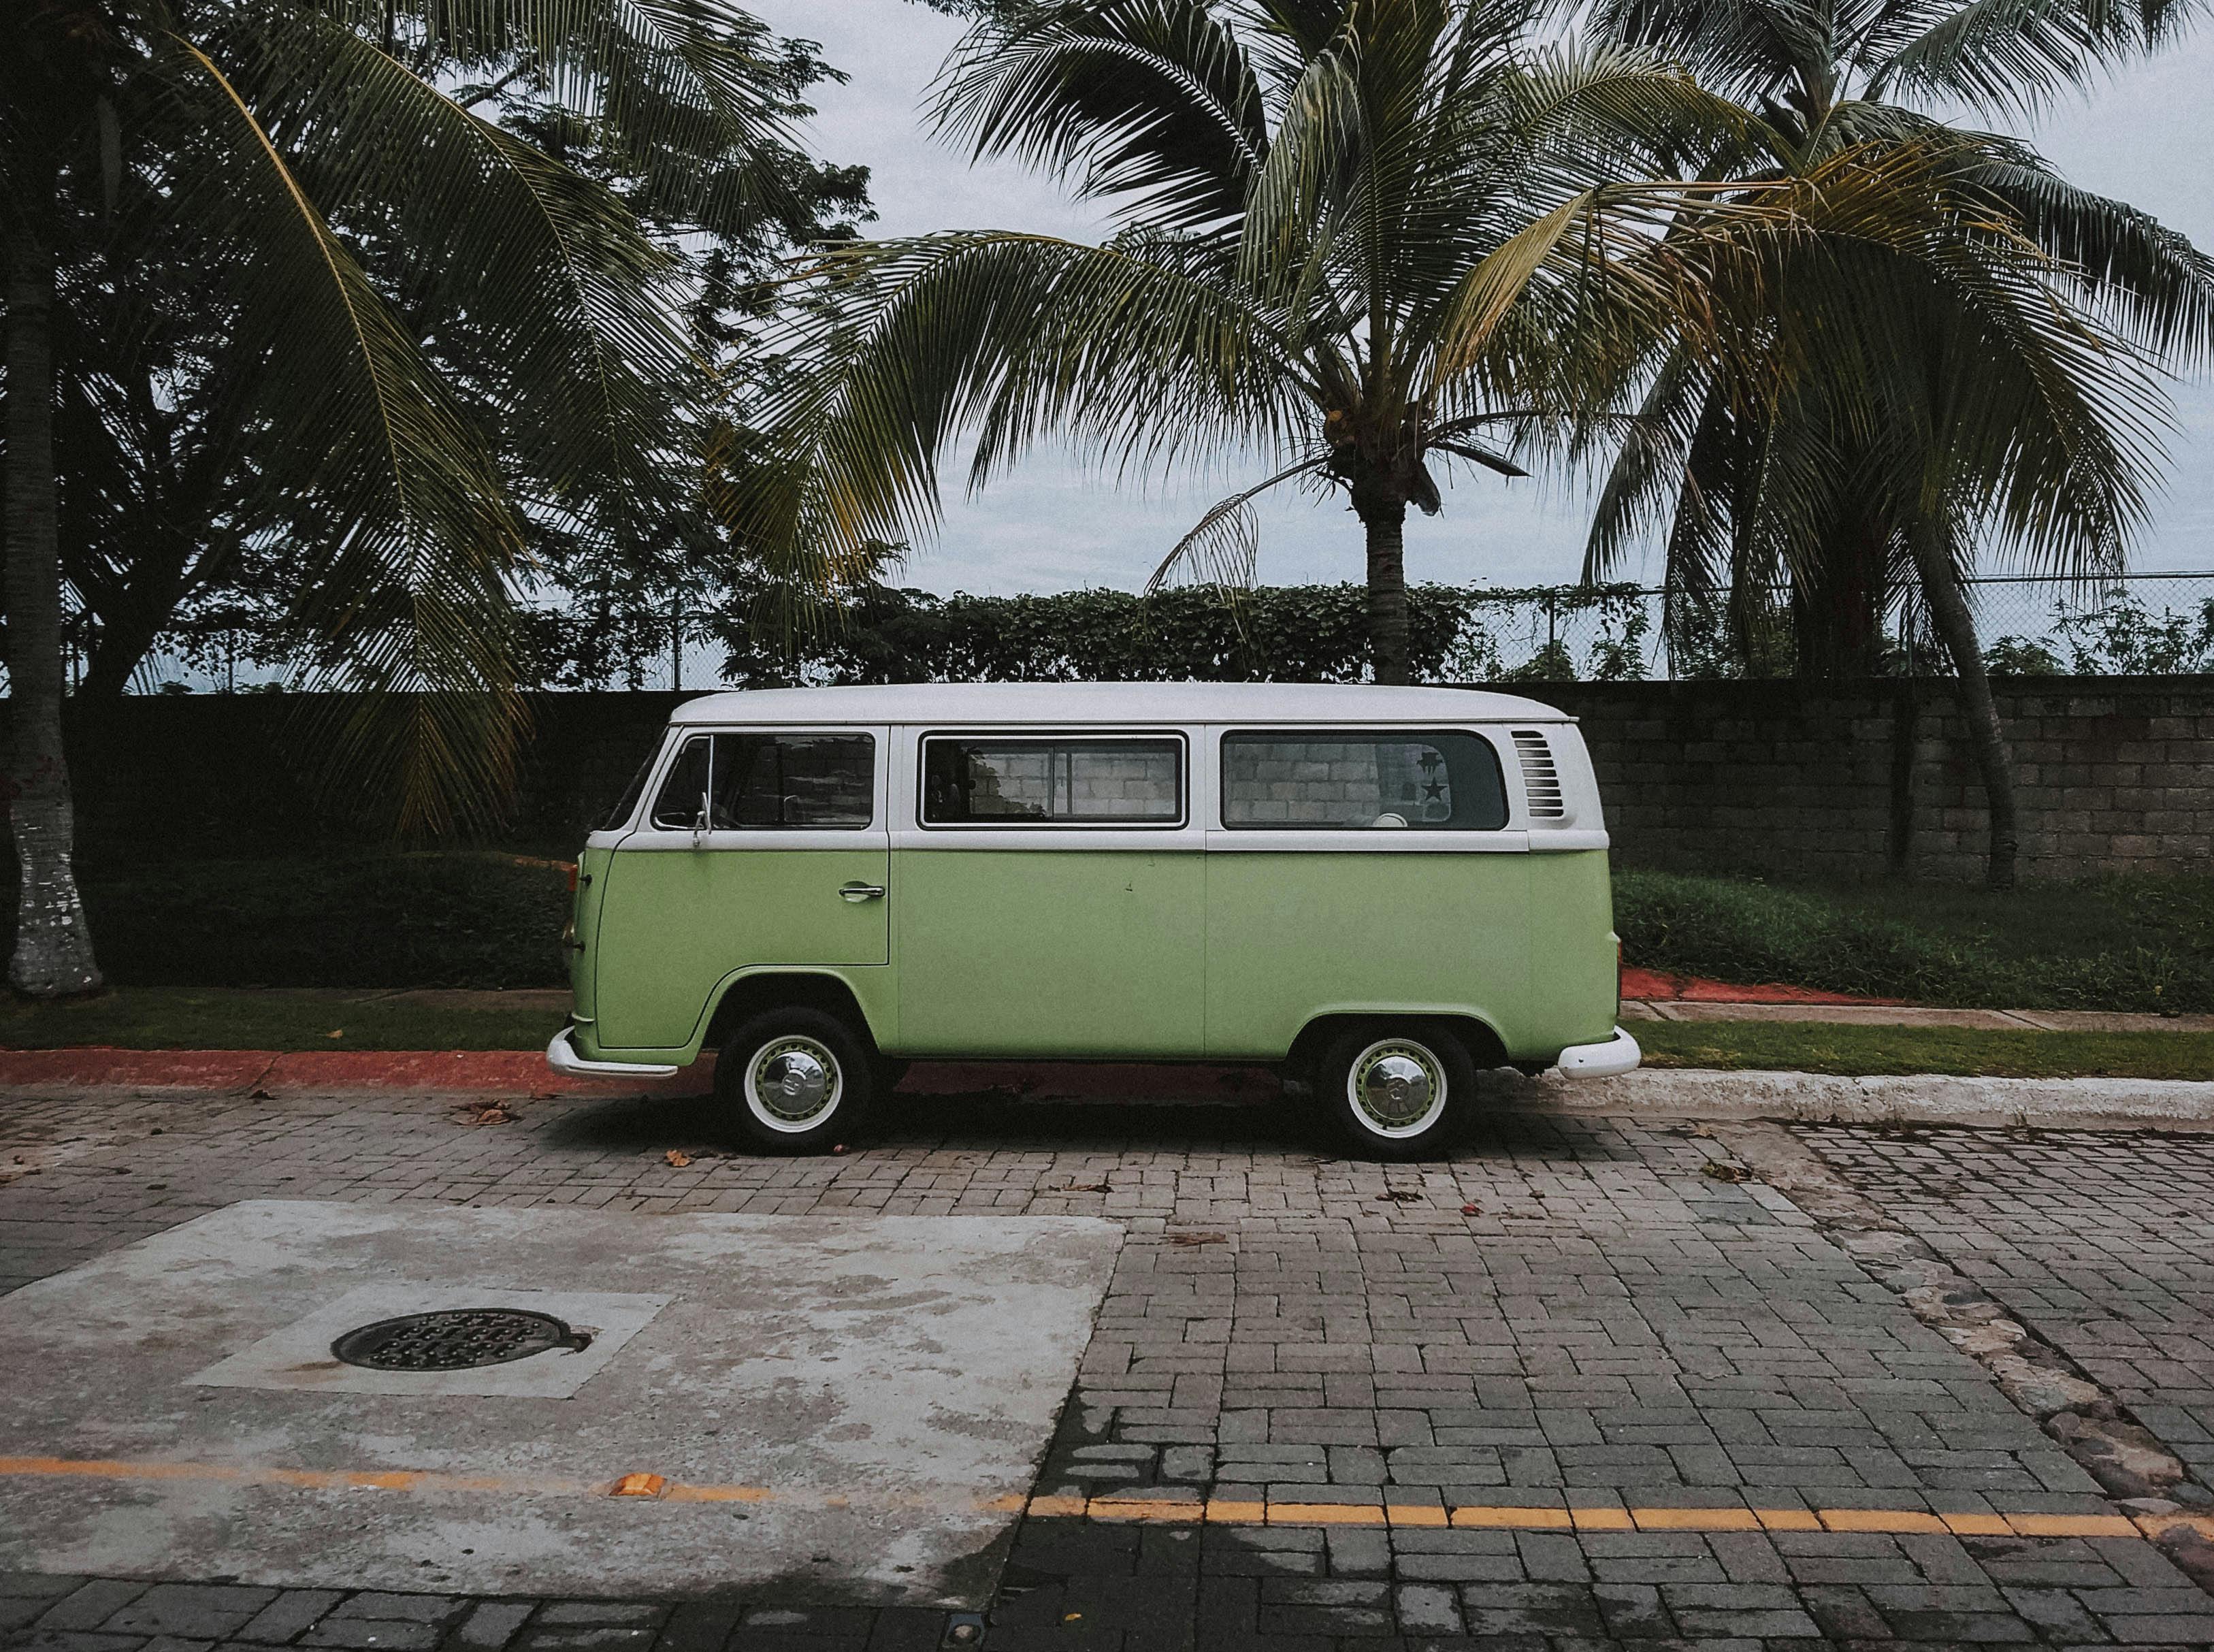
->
[1554,1026,1642,1080]
[546,1026,679,1080]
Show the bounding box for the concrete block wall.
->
[17,677,2214,883]
[1535,677,2214,883]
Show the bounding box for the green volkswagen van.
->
[550,683,1638,1158]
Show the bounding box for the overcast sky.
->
[751,0,2214,596]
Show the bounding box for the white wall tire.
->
[717,1008,875,1154]
[1315,1022,1475,1160]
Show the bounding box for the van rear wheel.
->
[1314,1022,1474,1161]
[717,1008,875,1154]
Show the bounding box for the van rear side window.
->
[1221,730,1508,830]
[922,736,1183,826]
[649,733,875,830]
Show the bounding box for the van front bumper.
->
[547,1026,679,1080]
[1554,1026,1642,1079]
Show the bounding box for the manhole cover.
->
[331,1309,589,1372]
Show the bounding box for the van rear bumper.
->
[547,1026,680,1080]
[1554,1026,1642,1079]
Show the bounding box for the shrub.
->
[3,852,571,990]
[1614,868,2214,1011]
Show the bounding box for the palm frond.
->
[210,5,700,555]
[341,0,807,223]
[1868,0,2181,111]
[1953,140,2214,359]
[1147,455,1328,590]
[932,0,1269,234]
[745,230,1311,567]
[152,29,527,832]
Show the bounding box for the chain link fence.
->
[76,570,2214,694]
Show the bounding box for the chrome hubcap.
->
[1349,1040,1446,1135]
[746,1037,841,1129]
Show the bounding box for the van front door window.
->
[649,734,875,830]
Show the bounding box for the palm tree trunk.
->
[1909,526,2018,890]
[5,238,104,997]
[1361,501,1411,685]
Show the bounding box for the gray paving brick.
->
[302,1619,445,1651]
[36,1583,150,1635]
[103,1585,278,1639]
[445,1602,537,1651]
[235,1591,346,1644]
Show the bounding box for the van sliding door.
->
[891,730,1205,1057]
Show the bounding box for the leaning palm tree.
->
[745,0,1807,685]
[1580,0,2214,886]
[2,0,803,995]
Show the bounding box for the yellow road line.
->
[5,1457,2210,1544]
[1055,1492,2208,1542]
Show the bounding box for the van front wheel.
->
[1315,1022,1474,1160]
[718,1009,875,1154]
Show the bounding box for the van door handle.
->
[838,882,886,903]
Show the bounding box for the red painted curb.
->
[1618,967,1906,1007]
[0,1049,279,1090]
[0,1046,711,1097]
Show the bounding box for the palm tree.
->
[745,0,1804,685]
[1580,0,2214,887]
[2,0,807,995]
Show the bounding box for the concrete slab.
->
[0,1201,1122,1606]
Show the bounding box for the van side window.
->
[1220,730,1508,830]
[649,733,874,830]
[922,736,1182,826]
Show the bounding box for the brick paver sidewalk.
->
[5,1083,2213,1649]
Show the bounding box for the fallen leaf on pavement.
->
[664,1149,694,1168]
[325,1029,345,1040]
[1701,1161,1753,1183]
[1460,1203,1481,1216]
[457,1103,517,1127]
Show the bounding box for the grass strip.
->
[1635,1018,2214,1080]
[6,988,2213,1081]
[0,988,569,1053]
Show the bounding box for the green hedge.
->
[1614,867,2214,1012]
[5,852,571,990]
[713,582,1655,685]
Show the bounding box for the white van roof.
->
[669,681,1574,726]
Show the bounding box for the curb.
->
[1,1049,2211,1126]
[1502,1066,2214,1127]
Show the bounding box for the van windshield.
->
[600,750,657,832]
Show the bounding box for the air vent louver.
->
[1512,730,1566,820]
